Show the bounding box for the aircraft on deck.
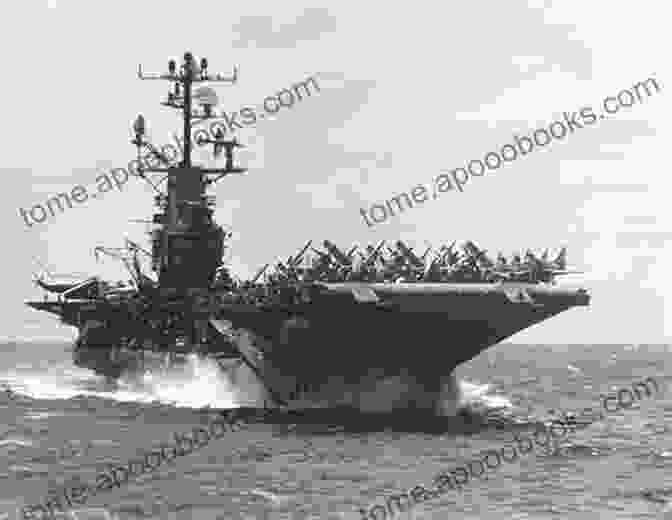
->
[31,258,93,294]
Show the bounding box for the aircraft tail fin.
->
[31,257,53,283]
[553,247,567,270]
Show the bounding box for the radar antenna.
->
[136,52,240,173]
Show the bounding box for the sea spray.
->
[116,354,242,408]
[436,372,462,416]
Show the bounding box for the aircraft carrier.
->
[26,52,590,415]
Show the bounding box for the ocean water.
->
[0,340,670,520]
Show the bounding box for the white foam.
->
[458,380,513,413]
[0,355,241,408]
[115,354,240,408]
[0,438,34,448]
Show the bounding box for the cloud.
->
[232,7,338,48]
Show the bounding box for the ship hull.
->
[27,282,590,415]
[207,282,590,414]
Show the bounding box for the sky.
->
[1,0,670,344]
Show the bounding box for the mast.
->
[183,55,192,168]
